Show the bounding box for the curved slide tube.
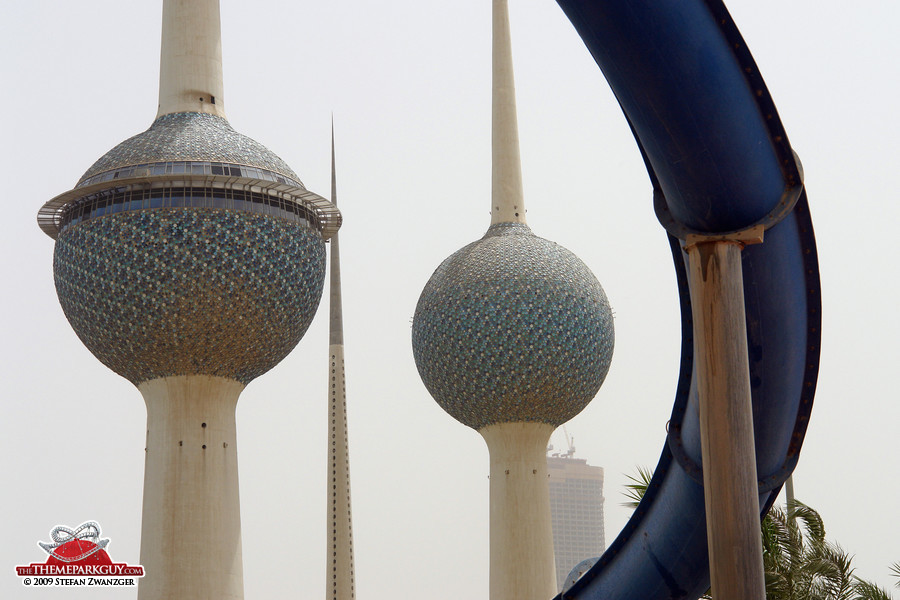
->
[551,1,821,599]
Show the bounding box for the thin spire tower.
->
[491,0,526,226]
[327,125,356,600]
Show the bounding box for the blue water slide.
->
[551,1,821,598]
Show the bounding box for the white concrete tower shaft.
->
[491,0,526,225]
[158,0,226,118]
[482,2,556,599]
[481,422,558,600]
[138,376,245,600]
[327,127,356,600]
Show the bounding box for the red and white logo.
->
[16,521,144,588]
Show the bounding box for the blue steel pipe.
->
[550,1,821,599]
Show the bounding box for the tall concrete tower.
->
[326,127,356,600]
[411,2,614,599]
[37,1,339,598]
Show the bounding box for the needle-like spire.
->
[329,120,344,345]
[491,0,526,225]
[327,122,356,600]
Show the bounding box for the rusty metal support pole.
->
[686,236,766,600]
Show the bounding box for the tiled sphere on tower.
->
[45,112,337,385]
[411,222,614,431]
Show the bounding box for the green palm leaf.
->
[621,465,653,509]
[620,470,894,600]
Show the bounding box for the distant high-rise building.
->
[548,453,606,592]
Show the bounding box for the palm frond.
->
[616,480,893,600]
[808,542,855,600]
[851,577,894,600]
[789,500,827,547]
[621,466,653,509]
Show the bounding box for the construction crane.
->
[562,425,576,458]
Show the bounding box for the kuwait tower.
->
[37,0,339,598]
[411,1,614,599]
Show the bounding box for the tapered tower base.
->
[481,422,557,600]
[137,375,245,600]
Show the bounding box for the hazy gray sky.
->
[2,0,898,598]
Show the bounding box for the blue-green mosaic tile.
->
[53,208,325,385]
[79,112,300,185]
[412,223,615,430]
